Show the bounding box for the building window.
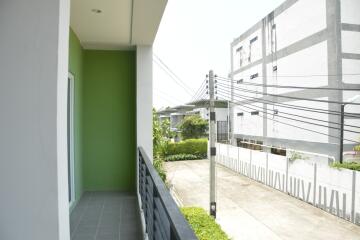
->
[237,139,263,151]
[271,147,286,156]
[237,112,244,117]
[251,111,259,115]
[237,79,244,84]
[250,73,258,79]
[248,36,258,63]
[271,24,277,54]
[236,46,244,67]
[250,36,258,44]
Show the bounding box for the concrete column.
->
[230,44,236,145]
[261,18,268,148]
[0,0,70,239]
[326,0,343,159]
[136,46,153,161]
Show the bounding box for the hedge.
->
[164,154,202,162]
[166,139,207,158]
[331,162,360,171]
[181,207,229,240]
[153,158,166,182]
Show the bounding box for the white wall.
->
[341,0,360,24]
[342,31,360,54]
[267,41,328,94]
[274,0,326,50]
[137,46,153,161]
[234,103,263,137]
[266,98,330,143]
[0,0,70,239]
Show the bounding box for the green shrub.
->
[153,158,167,182]
[331,162,360,171]
[178,115,208,140]
[164,154,202,161]
[166,139,208,158]
[355,145,360,152]
[181,207,229,240]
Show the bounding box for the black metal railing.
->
[138,147,197,240]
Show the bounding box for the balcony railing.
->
[138,147,197,240]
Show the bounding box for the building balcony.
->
[70,148,195,240]
[0,0,197,239]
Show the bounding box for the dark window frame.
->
[250,73,259,79]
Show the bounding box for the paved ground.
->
[164,160,360,240]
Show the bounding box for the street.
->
[165,160,360,240]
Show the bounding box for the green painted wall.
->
[83,50,136,192]
[68,29,136,203]
[68,29,84,208]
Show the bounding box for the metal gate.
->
[217,121,228,142]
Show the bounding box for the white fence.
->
[216,143,360,225]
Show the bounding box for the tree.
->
[152,108,169,182]
[178,115,208,140]
[160,118,174,140]
[153,108,162,157]
[354,137,360,152]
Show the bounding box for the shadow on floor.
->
[70,191,143,240]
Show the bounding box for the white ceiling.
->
[70,0,167,50]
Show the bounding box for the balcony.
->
[70,192,142,240]
[69,148,196,240]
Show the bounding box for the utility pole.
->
[208,70,217,218]
[339,104,344,164]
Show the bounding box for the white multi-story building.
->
[229,0,360,158]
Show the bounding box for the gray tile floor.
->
[70,192,143,240]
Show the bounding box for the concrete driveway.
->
[164,160,360,240]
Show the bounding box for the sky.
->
[153,0,285,110]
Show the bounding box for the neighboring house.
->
[229,0,360,158]
[0,1,196,240]
[158,100,230,141]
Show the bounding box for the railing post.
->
[313,163,317,206]
[285,156,289,194]
[351,170,356,223]
[266,152,269,186]
[249,150,252,179]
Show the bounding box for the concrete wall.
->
[0,0,70,239]
[83,50,136,191]
[137,46,154,160]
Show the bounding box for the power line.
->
[216,95,360,144]
[220,73,360,79]
[216,87,360,130]
[154,88,185,104]
[191,79,207,101]
[153,54,195,95]
[153,59,194,98]
[156,95,181,106]
[216,76,360,91]
[216,89,360,134]
[216,84,360,118]
[192,87,208,104]
[216,81,360,106]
